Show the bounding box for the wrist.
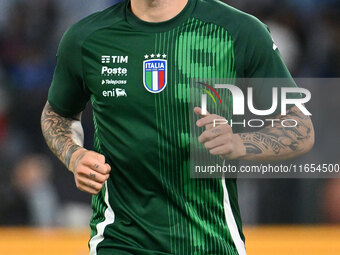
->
[233,134,247,160]
[68,147,87,173]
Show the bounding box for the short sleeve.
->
[241,17,301,115]
[48,26,90,117]
[245,21,292,78]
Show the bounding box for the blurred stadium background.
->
[0,0,339,254]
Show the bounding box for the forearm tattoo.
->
[41,103,82,168]
[239,106,313,157]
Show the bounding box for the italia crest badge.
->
[143,53,167,93]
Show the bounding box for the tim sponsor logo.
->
[101,56,128,64]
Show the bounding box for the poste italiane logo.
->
[143,53,167,93]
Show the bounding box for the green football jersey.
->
[48,0,297,254]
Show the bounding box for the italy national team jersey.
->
[48,0,297,254]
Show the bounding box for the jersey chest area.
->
[81,27,236,111]
[82,41,168,110]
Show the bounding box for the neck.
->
[130,0,189,22]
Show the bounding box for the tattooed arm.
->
[238,105,314,161]
[41,102,111,194]
[41,102,83,168]
[195,105,314,161]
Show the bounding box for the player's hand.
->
[69,148,111,195]
[194,107,246,160]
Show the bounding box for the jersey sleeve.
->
[48,26,90,117]
[244,20,291,78]
[239,16,301,115]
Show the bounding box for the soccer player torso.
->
[49,0,295,254]
[84,12,241,254]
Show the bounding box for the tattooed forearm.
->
[41,102,84,168]
[241,132,284,155]
[238,105,314,161]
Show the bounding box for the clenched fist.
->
[194,107,246,160]
[69,148,111,195]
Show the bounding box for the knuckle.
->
[97,154,105,163]
[88,151,97,156]
[224,145,232,154]
[76,166,85,174]
[98,175,106,183]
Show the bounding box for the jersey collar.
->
[125,0,197,32]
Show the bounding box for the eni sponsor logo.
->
[102,88,127,98]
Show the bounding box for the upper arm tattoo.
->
[239,106,313,156]
[41,103,83,168]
